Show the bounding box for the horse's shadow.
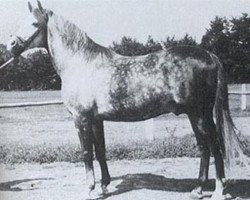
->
[0,178,54,191]
[1,174,249,199]
[96,173,250,199]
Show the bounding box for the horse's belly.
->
[98,93,181,122]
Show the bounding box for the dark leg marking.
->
[92,119,111,189]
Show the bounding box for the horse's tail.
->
[213,54,249,173]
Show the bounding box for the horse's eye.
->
[32,22,39,27]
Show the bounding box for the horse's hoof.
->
[87,189,99,200]
[87,185,95,197]
[210,193,233,200]
[101,185,109,195]
[190,187,203,199]
[88,183,95,192]
[224,194,233,200]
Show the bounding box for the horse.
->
[7,1,248,199]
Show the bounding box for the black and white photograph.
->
[0,0,250,199]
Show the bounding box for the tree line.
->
[0,13,249,90]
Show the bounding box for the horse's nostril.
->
[11,41,16,46]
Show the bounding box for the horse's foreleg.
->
[189,115,211,199]
[92,119,110,195]
[75,117,95,193]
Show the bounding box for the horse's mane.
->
[52,14,113,61]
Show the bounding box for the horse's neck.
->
[47,14,114,76]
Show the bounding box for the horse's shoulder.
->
[166,45,213,65]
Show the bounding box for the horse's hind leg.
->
[75,117,95,194]
[189,115,211,199]
[208,121,226,200]
[92,119,111,194]
[189,113,226,200]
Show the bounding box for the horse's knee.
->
[209,136,222,153]
[198,144,210,155]
[95,151,105,162]
[82,150,93,162]
[75,117,94,162]
[75,117,89,130]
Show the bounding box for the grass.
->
[1,134,249,164]
[0,135,198,164]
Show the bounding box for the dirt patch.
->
[0,158,249,200]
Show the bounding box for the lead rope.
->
[0,57,15,70]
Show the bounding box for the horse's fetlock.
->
[88,183,95,191]
[102,176,111,186]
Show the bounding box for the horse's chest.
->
[61,67,111,116]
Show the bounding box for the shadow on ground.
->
[96,173,250,199]
[1,174,249,199]
[0,178,54,191]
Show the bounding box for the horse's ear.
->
[28,2,33,13]
[37,0,44,13]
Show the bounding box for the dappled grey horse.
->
[7,1,248,199]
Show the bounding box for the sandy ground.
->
[0,158,250,200]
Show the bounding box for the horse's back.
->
[166,45,214,65]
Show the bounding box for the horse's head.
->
[7,0,50,57]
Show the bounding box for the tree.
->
[178,34,198,46]
[111,34,197,57]
[201,17,232,70]
[229,13,250,82]
[144,35,162,54]
[201,14,250,83]
[111,36,147,56]
[161,34,197,49]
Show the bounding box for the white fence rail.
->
[228,84,250,111]
[0,100,63,108]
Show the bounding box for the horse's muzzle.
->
[10,43,26,58]
[8,37,26,57]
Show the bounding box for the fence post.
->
[241,84,247,111]
[145,118,154,141]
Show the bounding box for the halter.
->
[11,27,42,57]
[0,27,42,70]
[0,6,49,70]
